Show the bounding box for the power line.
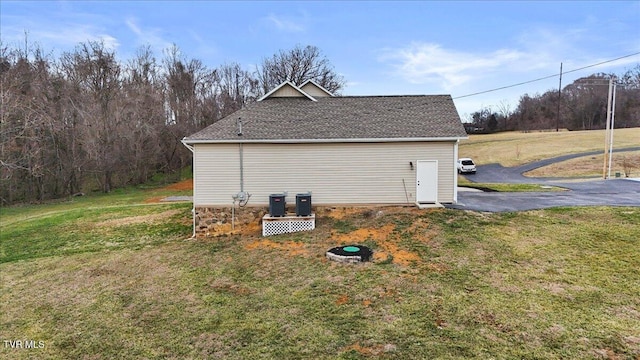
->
[453,52,640,99]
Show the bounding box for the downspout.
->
[453,139,459,204]
[231,118,251,229]
[181,139,196,239]
[237,117,245,194]
[239,143,244,193]
[232,142,244,232]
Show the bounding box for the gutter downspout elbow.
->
[181,138,195,153]
[181,138,196,239]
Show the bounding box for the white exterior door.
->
[416,160,438,203]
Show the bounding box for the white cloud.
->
[99,34,119,51]
[32,26,120,51]
[1,11,120,53]
[125,17,172,52]
[265,13,305,32]
[379,42,527,91]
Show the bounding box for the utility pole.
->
[602,77,613,179]
[556,62,562,132]
[607,80,617,178]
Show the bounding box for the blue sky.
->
[1,1,639,119]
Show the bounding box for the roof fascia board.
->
[257,80,317,102]
[183,136,468,144]
[299,79,334,97]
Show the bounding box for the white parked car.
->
[457,158,477,174]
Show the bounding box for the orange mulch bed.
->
[163,179,193,191]
[144,179,193,203]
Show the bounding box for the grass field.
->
[526,150,640,178]
[459,128,640,176]
[2,130,640,359]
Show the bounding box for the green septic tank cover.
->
[343,246,360,253]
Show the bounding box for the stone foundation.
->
[195,206,268,237]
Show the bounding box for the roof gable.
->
[299,79,334,97]
[257,80,316,102]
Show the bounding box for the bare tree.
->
[256,45,345,94]
[562,74,611,131]
[215,62,260,117]
[616,65,640,128]
[496,100,513,131]
[60,41,124,192]
[161,45,216,176]
[121,46,166,184]
[0,44,64,202]
[0,40,354,204]
[163,44,217,128]
[472,65,640,133]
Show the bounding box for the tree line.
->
[466,66,640,133]
[2,36,637,204]
[0,41,344,204]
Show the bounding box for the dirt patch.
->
[331,223,422,266]
[144,179,193,203]
[373,251,392,262]
[332,223,395,243]
[164,179,193,191]
[95,209,181,228]
[239,220,262,236]
[335,294,349,305]
[321,207,371,220]
[204,206,436,268]
[207,223,237,237]
[195,207,266,238]
[382,248,421,266]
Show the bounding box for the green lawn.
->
[2,187,639,359]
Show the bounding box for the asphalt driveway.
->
[447,147,640,212]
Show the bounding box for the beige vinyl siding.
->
[270,84,306,98]
[193,144,240,206]
[194,141,456,206]
[300,83,331,97]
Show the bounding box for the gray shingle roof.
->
[184,95,467,142]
